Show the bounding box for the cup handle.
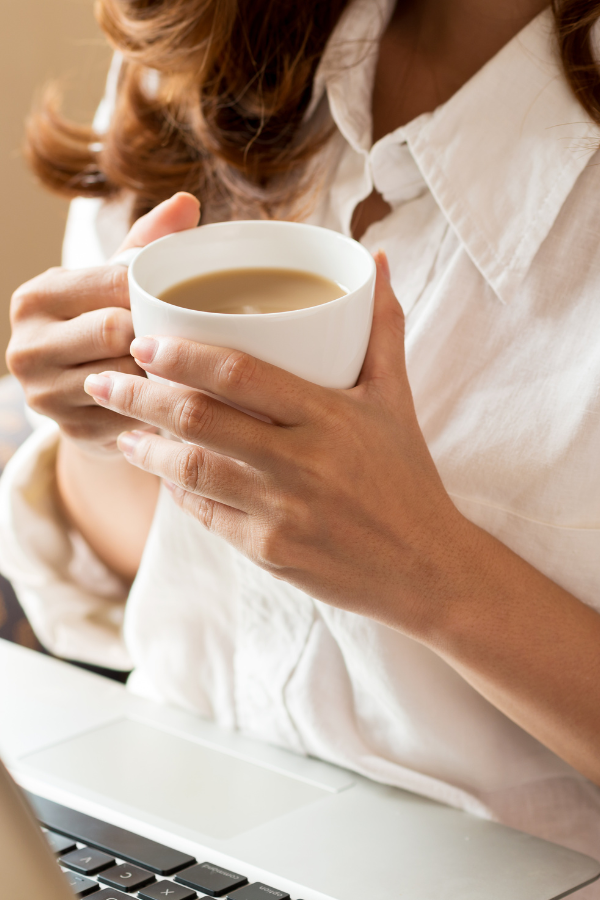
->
[111,247,142,268]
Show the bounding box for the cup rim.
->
[129,219,376,320]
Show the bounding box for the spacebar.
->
[26,791,196,875]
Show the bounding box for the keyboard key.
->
[227,884,289,900]
[61,846,116,875]
[98,863,155,892]
[45,829,77,855]
[139,881,197,900]
[28,792,195,875]
[62,870,100,896]
[175,861,247,896]
[94,891,130,900]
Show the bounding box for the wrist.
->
[57,431,160,583]
[393,507,494,648]
[408,510,536,668]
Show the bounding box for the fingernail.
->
[131,336,158,364]
[84,373,112,402]
[117,430,144,458]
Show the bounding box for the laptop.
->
[1,638,599,900]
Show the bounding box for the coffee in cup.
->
[158,267,347,315]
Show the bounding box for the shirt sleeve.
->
[0,417,133,670]
[0,51,137,669]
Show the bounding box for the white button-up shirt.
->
[3,1,600,881]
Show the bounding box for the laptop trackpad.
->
[22,718,329,840]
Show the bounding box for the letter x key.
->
[137,880,197,900]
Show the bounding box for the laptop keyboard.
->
[28,792,297,900]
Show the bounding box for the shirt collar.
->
[305,0,395,148]
[311,3,600,303]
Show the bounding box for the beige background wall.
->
[0,0,111,375]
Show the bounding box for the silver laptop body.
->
[1,638,598,900]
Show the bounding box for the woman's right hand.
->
[6,192,201,456]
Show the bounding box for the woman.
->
[3,0,600,885]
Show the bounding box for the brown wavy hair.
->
[24,0,600,225]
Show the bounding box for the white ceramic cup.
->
[115,220,376,390]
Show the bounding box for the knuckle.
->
[285,492,313,534]
[176,393,216,442]
[134,433,154,469]
[10,268,63,323]
[6,339,38,380]
[255,493,313,570]
[197,497,216,532]
[118,377,140,415]
[97,308,132,357]
[10,286,39,324]
[256,520,289,569]
[283,495,314,550]
[217,350,259,393]
[176,446,207,493]
[105,265,129,305]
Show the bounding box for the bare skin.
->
[11,0,600,788]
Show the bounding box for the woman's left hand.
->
[84,254,600,784]
[84,254,469,634]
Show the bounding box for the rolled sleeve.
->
[0,422,132,670]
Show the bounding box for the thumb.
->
[113,192,201,256]
[358,251,407,390]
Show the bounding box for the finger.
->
[11,265,130,321]
[117,430,264,513]
[357,252,407,391]
[84,371,276,466]
[130,335,324,426]
[27,357,149,430]
[26,356,144,421]
[114,192,201,256]
[33,307,134,367]
[53,356,144,408]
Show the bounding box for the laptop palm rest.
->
[4,640,599,900]
[22,717,330,840]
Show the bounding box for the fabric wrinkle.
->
[2,1,600,883]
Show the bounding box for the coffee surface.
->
[158,267,346,315]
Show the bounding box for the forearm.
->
[416,516,600,785]
[79,259,600,782]
[56,436,160,583]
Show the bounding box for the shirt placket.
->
[233,554,315,753]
